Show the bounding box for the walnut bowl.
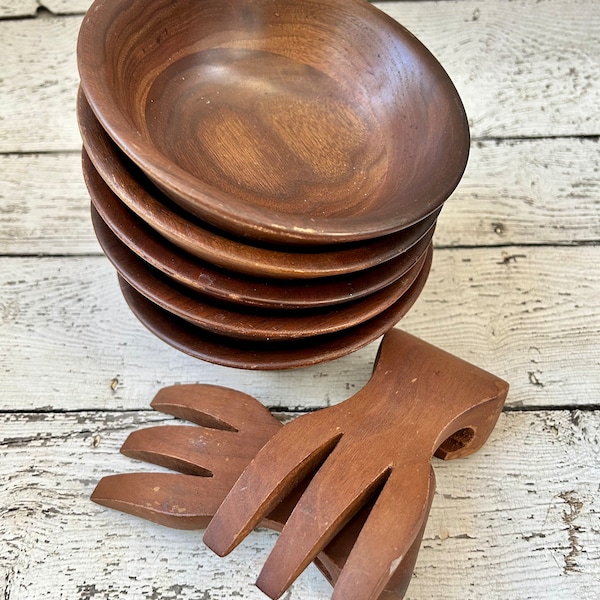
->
[78,0,469,245]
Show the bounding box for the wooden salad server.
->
[203,329,509,600]
[90,383,431,599]
[92,329,507,599]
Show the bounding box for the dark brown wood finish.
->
[116,245,432,370]
[91,326,508,600]
[78,90,439,280]
[77,0,469,245]
[91,205,428,341]
[203,330,508,599]
[82,149,433,309]
[90,383,434,600]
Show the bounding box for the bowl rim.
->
[91,203,429,341]
[78,87,440,280]
[78,0,469,245]
[83,147,433,309]
[117,243,433,369]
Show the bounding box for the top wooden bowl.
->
[78,0,469,245]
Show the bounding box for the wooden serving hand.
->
[90,383,431,599]
[91,384,280,529]
[203,329,509,600]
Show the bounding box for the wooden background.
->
[1,1,599,598]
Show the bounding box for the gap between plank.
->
[1,406,599,417]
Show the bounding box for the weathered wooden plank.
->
[0,153,97,255]
[0,255,379,413]
[379,0,600,139]
[0,15,80,152]
[438,137,600,247]
[0,1,598,152]
[0,246,598,412]
[403,246,600,410]
[1,137,598,255]
[0,0,89,17]
[0,409,332,599]
[1,409,598,599]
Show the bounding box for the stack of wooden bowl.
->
[76,0,470,370]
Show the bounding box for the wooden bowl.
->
[78,90,439,280]
[92,204,428,341]
[117,245,433,369]
[85,148,432,309]
[77,0,469,245]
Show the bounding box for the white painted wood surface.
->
[0,1,599,152]
[1,410,599,599]
[0,0,90,17]
[1,1,599,598]
[2,137,599,255]
[1,246,599,412]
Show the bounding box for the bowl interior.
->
[78,88,439,279]
[78,0,469,243]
